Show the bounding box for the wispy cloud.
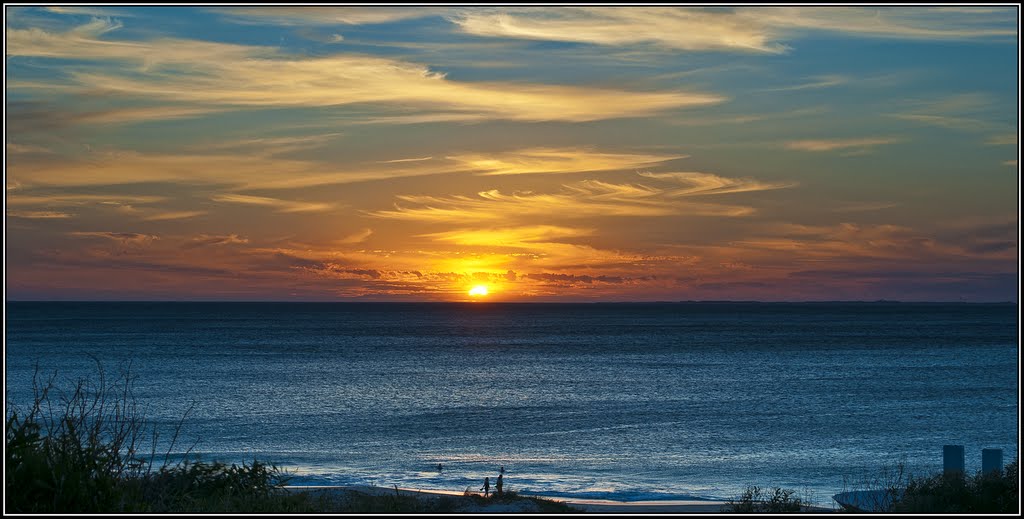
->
[891,114,993,131]
[211,193,336,213]
[68,231,160,245]
[377,156,434,164]
[369,172,772,223]
[8,210,74,219]
[337,229,374,244]
[182,234,249,249]
[8,20,724,123]
[143,210,208,221]
[451,148,685,176]
[453,8,789,53]
[830,201,900,213]
[754,7,1017,41]
[987,133,1018,146]
[6,193,165,207]
[760,74,848,92]
[422,225,593,248]
[638,171,794,196]
[891,93,1003,132]
[212,7,445,26]
[452,7,1016,54]
[785,137,900,152]
[6,143,53,154]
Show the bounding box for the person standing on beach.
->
[481,476,490,497]
[496,473,503,496]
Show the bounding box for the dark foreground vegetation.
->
[892,462,1018,513]
[5,363,576,513]
[723,460,1018,513]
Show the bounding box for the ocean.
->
[4,302,1018,505]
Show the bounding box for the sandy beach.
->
[284,485,837,513]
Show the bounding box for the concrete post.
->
[943,445,965,476]
[982,448,1003,476]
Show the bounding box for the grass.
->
[893,461,1018,513]
[5,362,324,513]
[722,486,808,513]
[5,361,579,513]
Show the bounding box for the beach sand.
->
[284,485,837,513]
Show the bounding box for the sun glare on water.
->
[468,285,489,297]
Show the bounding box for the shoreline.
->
[284,485,837,513]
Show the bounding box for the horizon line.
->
[4,299,1017,305]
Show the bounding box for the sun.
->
[468,285,489,297]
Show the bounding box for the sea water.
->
[4,302,1018,505]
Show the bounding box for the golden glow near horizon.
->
[3,6,1018,302]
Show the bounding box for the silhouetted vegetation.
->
[5,362,578,513]
[722,485,806,513]
[892,461,1018,513]
[4,362,324,513]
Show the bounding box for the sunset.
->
[6,5,1017,302]
[5,5,1019,514]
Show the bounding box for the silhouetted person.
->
[496,473,503,496]
[500,465,505,475]
[481,476,490,497]
[437,463,443,472]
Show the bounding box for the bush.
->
[723,485,805,513]
[5,362,322,513]
[893,461,1018,513]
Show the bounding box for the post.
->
[982,448,1003,476]
[943,445,965,477]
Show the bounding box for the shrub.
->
[893,461,1018,513]
[723,485,804,513]
[5,362,322,513]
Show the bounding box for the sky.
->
[4,5,1020,302]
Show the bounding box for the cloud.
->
[453,8,789,53]
[370,185,742,223]
[760,74,848,91]
[526,272,627,285]
[753,7,1017,41]
[68,231,159,245]
[182,234,249,249]
[8,20,725,123]
[987,133,1018,146]
[784,137,899,152]
[638,171,794,196]
[370,169,791,223]
[422,225,594,248]
[452,7,1015,54]
[6,101,235,134]
[337,229,374,244]
[6,193,165,207]
[451,148,685,176]
[6,143,53,154]
[7,210,74,219]
[830,201,900,213]
[890,93,1003,132]
[212,7,445,26]
[44,6,137,17]
[189,133,344,155]
[378,156,434,164]
[211,193,336,213]
[143,210,208,221]
[891,114,993,131]
[1003,160,1017,167]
